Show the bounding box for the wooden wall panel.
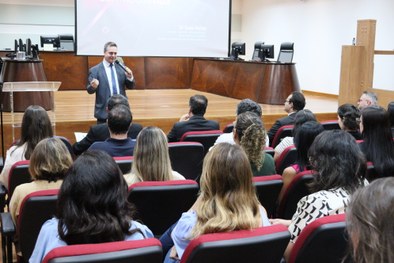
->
[40,51,87,90]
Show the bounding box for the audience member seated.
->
[213,98,269,147]
[124,126,185,186]
[273,109,316,161]
[160,143,270,262]
[167,94,219,142]
[268,91,306,145]
[357,91,378,110]
[278,121,324,202]
[0,105,53,190]
[346,177,394,263]
[388,101,394,137]
[72,94,142,156]
[234,112,276,176]
[29,150,153,262]
[88,104,135,157]
[337,103,362,140]
[9,137,72,224]
[359,106,394,178]
[270,130,367,262]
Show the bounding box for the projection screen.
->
[75,0,231,57]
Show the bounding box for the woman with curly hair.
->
[163,143,270,262]
[30,150,153,262]
[234,111,275,176]
[337,103,362,140]
[346,177,394,263]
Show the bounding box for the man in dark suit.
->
[72,94,142,156]
[268,91,306,145]
[167,94,220,142]
[87,41,135,123]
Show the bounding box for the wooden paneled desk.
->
[1,51,300,105]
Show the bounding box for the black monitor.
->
[260,44,275,61]
[251,41,265,61]
[40,35,60,49]
[230,42,246,60]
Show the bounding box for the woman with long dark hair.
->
[30,150,153,262]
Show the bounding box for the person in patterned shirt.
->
[270,130,367,262]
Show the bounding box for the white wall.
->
[240,0,394,94]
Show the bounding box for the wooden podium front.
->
[191,59,300,105]
[0,58,53,112]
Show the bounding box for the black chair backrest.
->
[276,170,314,219]
[180,130,223,156]
[8,160,32,202]
[128,180,199,236]
[277,42,294,63]
[275,145,298,175]
[271,125,293,148]
[180,225,291,263]
[113,156,134,174]
[289,214,347,263]
[18,189,59,261]
[252,175,283,218]
[222,123,234,133]
[168,142,204,180]
[43,238,163,263]
[321,120,340,130]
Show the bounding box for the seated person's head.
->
[236,99,262,117]
[191,143,261,238]
[358,91,378,110]
[132,126,172,181]
[189,95,208,116]
[337,104,360,131]
[20,105,54,159]
[107,94,130,111]
[291,109,316,137]
[234,111,266,170]
[57,150,137,244]
[293,120,324,170]
[107,104,132,135]
[388,101,394,127]
[29,137,73,182]
[308,130,366,193]
[360,106,391,139]
[287,91,306,112]
[346,177,394,263]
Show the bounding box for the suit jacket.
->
[167,115,220,142]
[72,122,143,156]
[87,62,135,120]
[268,112,296,146]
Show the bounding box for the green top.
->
[251,152,276,176]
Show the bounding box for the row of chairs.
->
[1,187,348,263]
[0,170,317,262]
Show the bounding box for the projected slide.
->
[76,0,231,57]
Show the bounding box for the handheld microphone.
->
[115,59,128,73]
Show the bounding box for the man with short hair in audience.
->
[268,91,306,145]
[88,104,135,156]
[213,98,269,147]
[72,94,142,156]
[357,91,378,110]
[167,94,220,142]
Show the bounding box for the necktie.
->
[110,63,118,95]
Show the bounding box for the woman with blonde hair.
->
[9,137,73,224]
[0,105,53,189]
[234,111,275,175]
[124,126,184,185]
[162,143,270,262]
